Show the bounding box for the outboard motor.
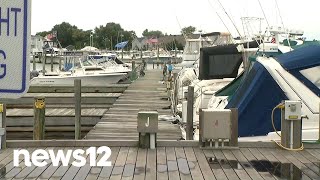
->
[30,70,39,79]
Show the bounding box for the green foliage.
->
[36,22,136,50]
[181,26,196,37]
[142,29,164,38]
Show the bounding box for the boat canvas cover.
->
[276,44,320,96]
[225,62,288,137]
[199,41,259,80]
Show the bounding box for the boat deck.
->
[85,69,182,140]
[1,146,320,179]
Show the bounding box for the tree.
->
[52,22,77,47]
[36,22,137,50]
[36,31,51,38]
[94,22,136,50]
[181,26,196,37]
[142,29,164,38]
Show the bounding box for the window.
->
[300,66,320,89]
[185,41,200,54]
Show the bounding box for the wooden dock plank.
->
[95,147,120,180]
[96,148,123,180]
[109,147,129,180]
[267,148,312,180]
[193,148,216,180]
[4,148,37,179]
[289,150,320,176]
[184,147,204,180]
[122,147,138,180]
[24,147,56,180]
[202,149,226,180]
[239,148,276,180]
[145,149,157,180]
[273,148,319,179]
[175,147,192,180]
[221,149,251,180]
[61,148,88,180]
[156,147,169,180]
[37,147,68,180]
[133,148,147,180]
[49,147,78,180]
[166,147,180,180]
[212,150,239,180]
[231,149,264,180]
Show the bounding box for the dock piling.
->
[0,104,6,149]
[186,85,194,140]
[230,108,239,147]
[33,97,45,140]
[131,61,136,81]
[51,50,54,72]
[173,73,178,113]
[75,79,82,140]
[32,54,36,71]
[42,52,46,76]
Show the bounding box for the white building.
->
[31,35,44,55]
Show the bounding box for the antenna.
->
[207,0,235,42]
[257,0,270,29]
[274,0,291,49]
[216,0,242,38]
[175,15,187,41]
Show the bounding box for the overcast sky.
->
[31,0,320,40]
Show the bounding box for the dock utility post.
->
[131,61,136,81]
[0,104,6,149]
[186,86,194,140]
[137,110,158,149]
[74,79,82,140]
[34,97,46,140]
[281,100,303,149]
[199,108,238,148]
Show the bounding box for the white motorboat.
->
[175,32,234,68]
[30,57,130,86]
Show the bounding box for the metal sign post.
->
[0,0,31,99]
[0,0,31,149]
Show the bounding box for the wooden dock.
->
[85,69,182,140]
[0,146,320,179]
[3,86,127,140]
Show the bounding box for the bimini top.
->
[276,44,320,71]
[276,44,320,96]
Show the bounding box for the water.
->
[206,157,315,180]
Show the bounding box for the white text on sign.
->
[13,147,112,167]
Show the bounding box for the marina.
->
[1,0,320,179]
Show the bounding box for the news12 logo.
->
[13,147,112,167]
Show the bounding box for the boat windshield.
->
[82,59,95,66]
[300,65,320,89]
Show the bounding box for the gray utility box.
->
[200,109,232,140]
[137,110,158,133]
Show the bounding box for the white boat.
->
[30,57,130,86]
[205,43,320,142]
[175,32,234,68]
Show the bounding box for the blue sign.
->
[0,0,30,99]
